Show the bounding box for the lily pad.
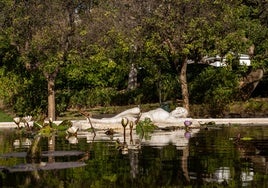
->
[240,137,254,141]
[3,161,86,172]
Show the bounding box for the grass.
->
[0,109,13,122]
[0,98,267,121]
[57,103,160,120]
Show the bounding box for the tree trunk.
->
[127,63,138,90]
[47,76,56,121]
[239,68,264,100]
[179,57,190,114]
[165,39,190,113]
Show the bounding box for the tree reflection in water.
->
[0,125,268,187]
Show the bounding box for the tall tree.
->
[2,0,90,120]
[140,0,254,113]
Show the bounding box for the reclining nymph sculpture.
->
[89,106,189,124]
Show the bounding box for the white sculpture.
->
[90,107,140,124]
[140,107,188,123]
[89,106,188,124]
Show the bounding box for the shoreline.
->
[0,118,268,129]
[195,118,268,125]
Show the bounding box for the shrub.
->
[190,67,239,117]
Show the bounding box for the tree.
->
[1,0,91,120]
[140,0,257,114]
[1,0,268,118]
[139,0,213,112]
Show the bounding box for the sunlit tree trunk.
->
[46,70,58,121]
[48,79,55,121]
[179,57,190,113]
[47,79,56,121]
[166,39,190,114]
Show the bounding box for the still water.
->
[0,124,268,187]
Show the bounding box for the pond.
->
[0,124,268,187]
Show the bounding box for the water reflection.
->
[13,138,32,149]
[78,128,199,150]
[188,126,268,187]
[67,136,79,144]
[0,125,267,187]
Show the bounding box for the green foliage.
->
[136,118,158,140]
[56,89,72,115]
[0,34,19,71]
[0,0,268,119]
[38,125,54,136]
[53,120,72,131]
[243,99,268,114]
[12,75,47,117]
[69,87,117,108]
[33,119,72,137]
[190,67,239,117]
[158,73,180,103]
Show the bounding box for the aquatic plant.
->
[66,126,79,136]
[121,117,129,144]
[136,118,158,140]
[53,120,72,131]
[121,117,129,128]
[13,117,21,129]
[184,120,192,127]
